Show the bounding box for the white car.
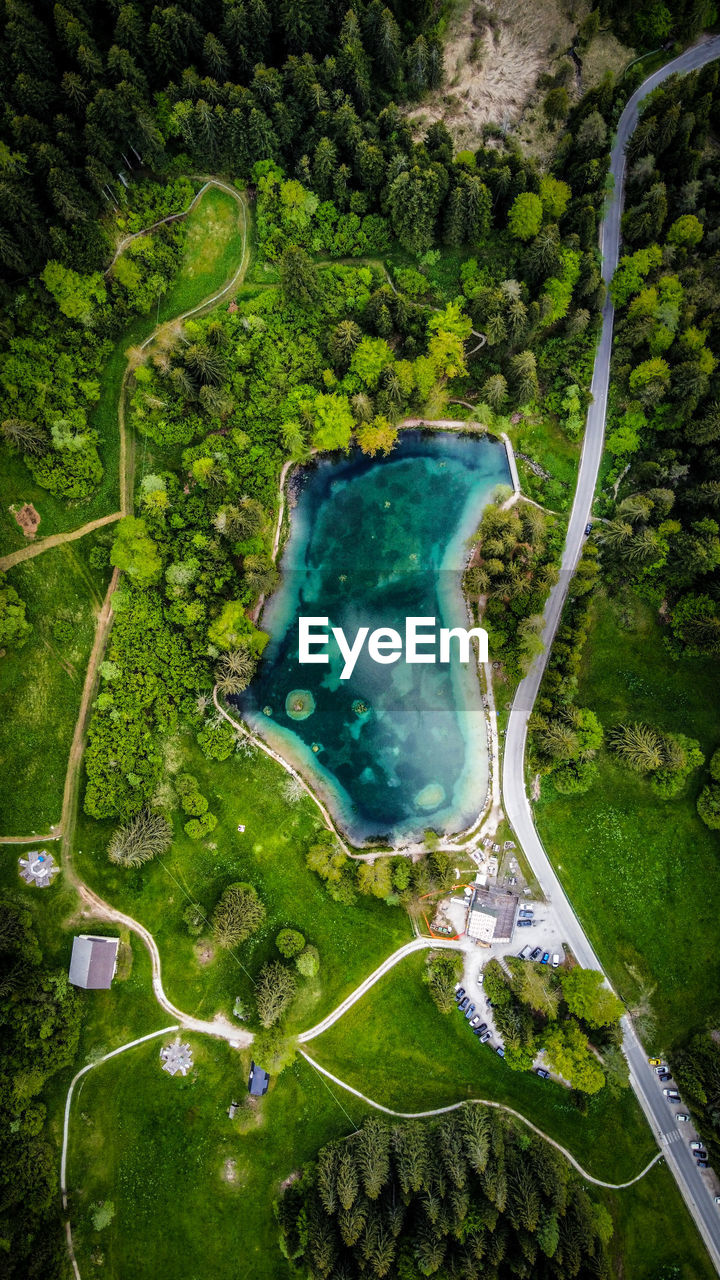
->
[551,953,560,969]
[691,1141,704,1151]
[677,1113,690,1122]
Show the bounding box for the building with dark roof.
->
[68,935,119,989]
[248,1061,270,1096]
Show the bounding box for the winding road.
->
[299,1050,664,1190]
[502,34,720,1272]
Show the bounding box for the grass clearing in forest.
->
[157,186,246,321]
[74,737,412,1030]
[535,588,720,1047]
[0,533,112,834]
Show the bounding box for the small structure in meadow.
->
[18,850,60,888]
[69,935,119,989]
[248,1061,270,1096]
[160,1039,194,1077]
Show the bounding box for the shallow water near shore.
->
[241,430,510,843]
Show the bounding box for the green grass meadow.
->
[0,533,112,833]
[74,736,412,1030]
[157,185,245,321]
[309,949,654,1184]
[535,588,720,1047]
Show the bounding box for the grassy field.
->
[74,735,412,1031]
[309,949,654,1184]
[63,969,715,1280]
[506,411,580,512]
[535,587,720,1048]
[67,1038,369,1280]
[0,533,112,834]
[157,185,245,321]
[602,1160,716,1280]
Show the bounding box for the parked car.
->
[654,1065,668,1075]
[691,1141,704,1151]
[496,1046,505,1058]
[677,1113,690,1122]
[649,1057,662,1067]
[469,1014,482,1028]
[475,1022,488,1033]
[517,919,533,928]
[697,1160,709,1169]
[464,1004,476,1021]
[657,1071,671,1082]
[584,522,593,536]
[663,1089,681,1100]
[530,947,542,961]
[695,1151,708,1162]
[480,1031,491,1043]
[536,1068,550,1080]
[476,972,484,985]
[459,997,470,1012]
[541,952,550,965]
[455,987,465,1001]
[551,954,560,969]
[713,1195,720,1205]
[519,908,533,917]
[517,945,530,959]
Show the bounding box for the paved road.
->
[502,34,720,1273]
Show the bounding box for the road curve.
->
[502,34,720,1273]
[298,936,462,1042]
[300,1051,664,1189]
[61,1025,179,1280]
[75,882,253,1046]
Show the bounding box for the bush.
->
[296,945,320,978]
[212,882,265,947]
[197,720,236,761]
[276,928,306,958]
[183,903,206,936]
[184,812,218,838]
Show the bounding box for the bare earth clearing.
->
[407,0,632,153]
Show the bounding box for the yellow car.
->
[649,1057,662,1066]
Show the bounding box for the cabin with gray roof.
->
[69,935,119,989]
[248,1061,270,1096]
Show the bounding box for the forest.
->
[276,1112,614,1279]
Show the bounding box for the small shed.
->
[160,1039,194,1077]
[18,850,60,888]
[69,935,119,989]
[248,1061,270,1096]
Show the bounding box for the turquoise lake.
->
[241,430,510,843]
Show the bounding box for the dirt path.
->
[75,882,253,1044]
[0,513,122,573]
[299,1051,664,1190]
[298,937,462,1042]
[61,1025,179,1280]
